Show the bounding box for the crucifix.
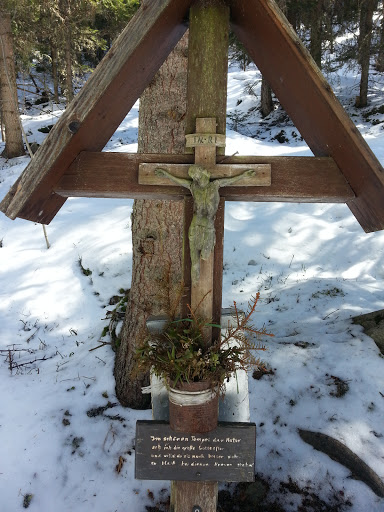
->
[139,116,270,322]
[2,0,382,510]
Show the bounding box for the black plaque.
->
[135,421,256,482]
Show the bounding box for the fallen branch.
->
[298,429,384,498]
[89,341,111,352]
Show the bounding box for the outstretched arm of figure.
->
[154,168,192,190]
[215,169,256,188]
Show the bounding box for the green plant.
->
[135,293,273,392]
[78,256,92,276]
[23,494,33,509]
[99,289,130,351]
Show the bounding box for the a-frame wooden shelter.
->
[1,0,384,233]
[3,2,384,510]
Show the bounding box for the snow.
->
[1,61,384,511]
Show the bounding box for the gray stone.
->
[353,309,384,354]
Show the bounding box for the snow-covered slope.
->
[1,63,384,511]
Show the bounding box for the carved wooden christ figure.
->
[155,164,256,282]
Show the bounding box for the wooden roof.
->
[1,0,384,232]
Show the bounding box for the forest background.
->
[1,1,384,511]
[2,0,384,406]
[1,0,384,154]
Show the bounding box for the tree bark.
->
[376,2,384,72]
[310,0,323,69]
[64,18,74,103]
[59,0,74,104]
[114,33,188,409]
[51,43,60,103]
[0,108,5,141]
[260,0,286,118]
[0,10,24,158]
[286,2,299,32]
[260,77,273,117]
[357,0,376,107]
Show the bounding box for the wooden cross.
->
[0,1,370,510]
[139,117,271,321]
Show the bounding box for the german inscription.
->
[135,421,256,482]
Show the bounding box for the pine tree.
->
[114,33,188,409]
[0,8,24,158]
[376,2,384,72]
[260,0,287,117]
[356,0,377,107]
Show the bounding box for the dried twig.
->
[89,341,111,352]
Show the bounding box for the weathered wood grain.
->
[0,0,193,223]
[138,163,271,186]
[55,152,354,204]
[189,118,217,323]
[172,5,230,510]
[230,0,384,232]
[185,4,229,155]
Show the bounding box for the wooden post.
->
[186,0,229,327]
[171,2,229,510]
[190,117,217,320]
[185,0,229,141]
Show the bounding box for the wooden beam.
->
[0,0,194,224]
[57,152,194,202]
[230,0,384,232]
[185,0,229,152]
[53,151,354,205]
[138,163,271,186]
[172,2,231,507]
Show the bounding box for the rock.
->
[352,310,384,354]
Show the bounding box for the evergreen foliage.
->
[1,0,383,108]
[135,293,274,393]
[3,0,139,104]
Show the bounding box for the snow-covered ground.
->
[1,60,384,511]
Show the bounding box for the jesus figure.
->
[155,164,256,282]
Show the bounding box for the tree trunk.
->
[310,0,323,69]
[260,77,273,117]
[376,2,384,72]
[260,0,286,117]
[286,1,299,32]
[0,108,5,141]
[59,0,74,104]
[51,43,60,103]
[64,23,73,103]
[114,33,188,409]
[357,0,376,107]
[0,10,24,158]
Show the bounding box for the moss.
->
[312,287,345,299]
[23,494,33,508]
[37,124,53,133]
[78,257,92,276]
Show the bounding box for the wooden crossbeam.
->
[54,152,354,206]
[138,163,271,186]
[1,0,382,231]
